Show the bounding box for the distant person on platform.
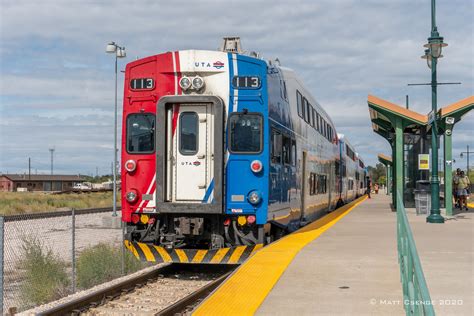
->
[453,168,461,208]
[366,178,372,199]
[454,170,470,211]
[374,183,379,194]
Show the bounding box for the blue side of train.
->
[224,52,365,233]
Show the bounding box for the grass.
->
[76,243,145,289]
[0,191,120,215]
[19,236,70,306]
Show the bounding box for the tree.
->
[367,163,386,184]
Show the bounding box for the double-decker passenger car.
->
[121,38,364,264]
[355,153,368,197]
[337,134,358,204]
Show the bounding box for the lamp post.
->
[423,0,447,224]
[460,145,473,179]
[106,41,126,217]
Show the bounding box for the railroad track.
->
[157,270,233,316]
[39,263,235,316]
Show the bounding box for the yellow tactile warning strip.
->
[124,240,263,264]
[467,202,474,209]
[193,195,367,316]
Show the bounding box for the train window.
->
[282,135,291,164]
[271,129,282,164]
[229,113,263,154]
[335,160,340,176]
[310,107,316,128]
[296,91,303,118]
[291,140,296,166]
[317,175,327,194]
[316,113,320,131]
[319,116,323,134]
[126,113,155,154]
[283,81,288,100]
[179,112,199,155]
[309,173,316,195]
[306,100,312,124]
[327,125,331,141]
[303,98,310,123]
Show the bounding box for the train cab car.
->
[121,38,342,264]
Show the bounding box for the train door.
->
[166,103,213,202]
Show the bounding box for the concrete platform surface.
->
[408,208,474,315]
[257,194,404,316]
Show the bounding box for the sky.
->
[0,0,472,176]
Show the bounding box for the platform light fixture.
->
[106,41,127,217]
[424,35,447,59]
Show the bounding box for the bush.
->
[19,237,70,305]
[76,243,143,289]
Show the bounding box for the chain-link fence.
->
[0,208,144,314]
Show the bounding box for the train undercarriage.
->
[125,214,264,250]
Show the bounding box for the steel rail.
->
[39,263,176,315]
[157,269,234,316]
[39,263,235,316]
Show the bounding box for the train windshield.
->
[126,113,155,153]
[229,113,262,153]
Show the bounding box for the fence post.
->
[71,209,76,293]
[0,216,4,315]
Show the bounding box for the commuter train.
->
[121,38,366,264]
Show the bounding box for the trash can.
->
[414,180,431,215]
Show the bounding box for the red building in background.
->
[0,174,86,192]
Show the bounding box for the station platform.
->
[407,204,474,315]
[194,194,473,315]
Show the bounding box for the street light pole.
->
[106,42,126,217]
[425,0,447,224]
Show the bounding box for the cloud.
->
[0,0,472,174]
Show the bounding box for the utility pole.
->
[460,145,473,179]
[28,157,31,180]
[49,148,55,175]
[405,95,409,109]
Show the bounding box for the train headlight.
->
[247,190,261,205]
[124,159,136,172]
[179,76,192,91]
[192,76,205,90]
[126,190,138,203]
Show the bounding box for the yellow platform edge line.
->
[193,196,368,316]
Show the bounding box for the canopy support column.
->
[444,132,453,216]
[395,117,404,212]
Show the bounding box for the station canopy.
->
[368,95,474,141]
[377,153,392,166]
